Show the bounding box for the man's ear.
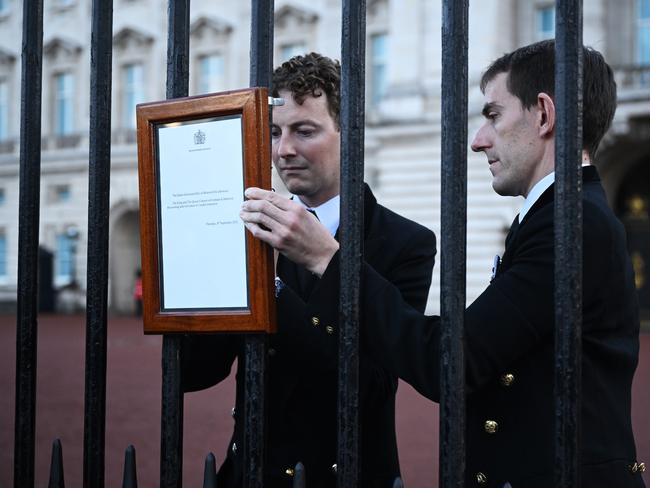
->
[537,93,555,138]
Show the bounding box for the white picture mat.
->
[157,116,248,310]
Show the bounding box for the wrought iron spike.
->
[48,439,65,488]
[292,462,306,488]
[392,476,404,488]
[122,445,138,488]
[203,452,217,488]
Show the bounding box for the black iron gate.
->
[12,0,585,487]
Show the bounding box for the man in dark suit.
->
[184,52,436,487]
[265,41,646,487]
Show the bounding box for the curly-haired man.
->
[183,52,437,487]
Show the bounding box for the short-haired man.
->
[183,53,436,487]
[275,41,645,487]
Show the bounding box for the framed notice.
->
[136,88,276,334]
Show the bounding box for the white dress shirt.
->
[519,163,592,224]
[518,172,555,223]
[294,194,340,237]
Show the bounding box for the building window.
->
[54,184,71,202]
[0,78,8,141]
[122,63,144,129]
[536,5,555,40]
[55,229,78,285]
[0,231,6,279]
[639,0,650,82]
[0,188,5,205]
[279,43,306,63]
[0,0,9,16]
[54,72,74,136]
[637,0,650,65]
[370,33,388,108]
[54,0,75,8]
[197,54,225,94]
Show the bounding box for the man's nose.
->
[470,125,490,153]
[276,133,296,158]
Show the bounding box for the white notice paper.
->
[157,116,248,310]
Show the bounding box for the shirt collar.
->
[519,172,555,223]
[294,194,340,237]
[518,163,593,223]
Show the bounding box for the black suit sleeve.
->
[307,209,563,402]
[280,225,436,374]
[180,220,437,394]
[292,228,436,378]
[180,334,239,392]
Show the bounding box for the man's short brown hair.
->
[481,39,617,158]
[272,52,341,127]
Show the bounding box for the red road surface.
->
[0,315,648,487]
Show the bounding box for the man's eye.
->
[488,112,498,120]
[297,129,314,137]
[271,129,281,138]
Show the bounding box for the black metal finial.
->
[47,439,65,488]
[122,445,138,488]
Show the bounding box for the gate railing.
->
[12,1,584,487]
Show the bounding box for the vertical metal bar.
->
[439,0,468,487]
[242,335,266,488]
[83,1,113,486]
[250,0,274,87]
[160,338,184,487]
[245,1,273,486]
[13,0,44,486]
[554,1,583,487]
[338,1,365,486]
[160,1,190,487]
[166,0,191,100]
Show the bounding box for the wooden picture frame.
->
[136,88,276,334]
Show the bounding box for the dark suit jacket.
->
[308,167,645,487]
[181,184,436,487]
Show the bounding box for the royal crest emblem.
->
[193,129,206,145]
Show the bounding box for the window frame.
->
[0,230,7,283]
[0,77,9,142]
[121,62,145,129]
[368,32,388,109]
[52,71,75,137]
[535,4,556,41]
[196,53,226,95]
[54,229,78,287]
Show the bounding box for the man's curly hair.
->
[272,52,341,128]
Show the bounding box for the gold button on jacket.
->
[500,373,515,386]
[630,461,646,474]
[484,420,498,434]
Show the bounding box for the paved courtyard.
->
[0,314,648,487]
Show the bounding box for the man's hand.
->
[240,188,339,277]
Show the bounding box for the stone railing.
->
[613,64,650,91]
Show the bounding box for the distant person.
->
[260,41,646,487]
[133,269,143,317]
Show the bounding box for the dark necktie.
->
[504,214,520,249]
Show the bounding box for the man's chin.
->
[284,182,312,198]
[492,180,514,197]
